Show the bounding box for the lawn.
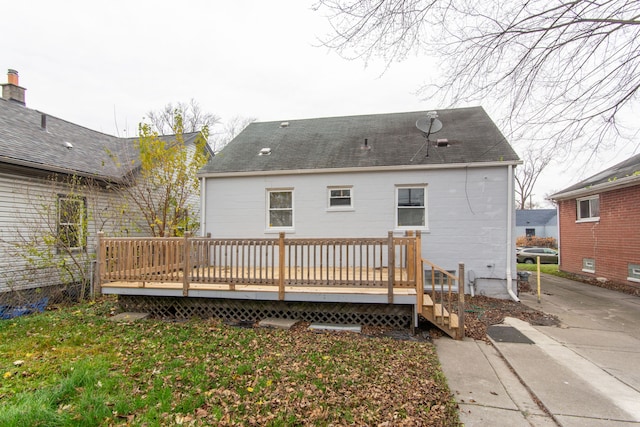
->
[517,263,561,275]
[0,298,459,426]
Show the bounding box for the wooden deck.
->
[96,232,465,339]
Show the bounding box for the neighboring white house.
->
[515,209,558,241]
[197,107,522,299]
[0,70,209,305]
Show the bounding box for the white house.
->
[197,107,522,299]
[0,70,209,307]
[515,209,558,241]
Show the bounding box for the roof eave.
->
[197,159,521,179]
[0,157,128,185]
[549,174,640,201]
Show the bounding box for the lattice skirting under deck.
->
[117,295,412,328]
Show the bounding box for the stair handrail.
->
[421,258,466,339]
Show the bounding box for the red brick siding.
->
[558,185,640,285]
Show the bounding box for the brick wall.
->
[558,185,640,285]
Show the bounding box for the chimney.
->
[1,69,26,105]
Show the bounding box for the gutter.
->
[550,174,640,201]
[506,164,520,302]
[197,160,522,179]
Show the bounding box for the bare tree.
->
[316,0,640,156]
[209,115,256,153]
[515,148,553,209]
[147,99,220,134]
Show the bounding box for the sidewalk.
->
[436,274,640,426]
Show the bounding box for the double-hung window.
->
[577,196,599,222]
[327,186,353,210]
[396,185,427,229]
[58,195,86,251]
[267,189,293,229]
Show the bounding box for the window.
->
[628,264,640,283]
[396,186,426,228]
[267,189,293,229]
[327,186,353,210]
[58,195,86,251]
[526,228,535,238]
[582,258,595,273]
[577,196,600,221]
[424,269,456,289]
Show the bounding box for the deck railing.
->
[97,231,421,301]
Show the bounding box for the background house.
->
[0,70,207,306]
[515,209,558,241]
[198,107,522,299]
[550,154,640,287]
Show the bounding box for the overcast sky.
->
[3,0,638,206]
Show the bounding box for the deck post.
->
[406,231,415,281]
[95,231,104,297]
[183,232,191,297]
[387,231,394,304]
[457,262,465,340]
[278,232,285,301]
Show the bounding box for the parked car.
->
[516,247,558,264]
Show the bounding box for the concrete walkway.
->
[436,274,640,426]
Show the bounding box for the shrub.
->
[516,236,557,249]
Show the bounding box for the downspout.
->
[200,177,207,237]
[506,164,520,302]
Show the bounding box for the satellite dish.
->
[416,117,443,135]
[411,112,444,160]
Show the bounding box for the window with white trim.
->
[628,264,640,283]
[267,189,293,229]
[327,186,353,210]
[396,186,427,228]
[58,195,86,251]
[577,196,600,221]
[582,258,595,273]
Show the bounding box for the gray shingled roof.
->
[199,106,519,175]
[0,98,206,182]
[550,153,640,199]
[516,209,557,227]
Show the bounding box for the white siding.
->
[203,166,517,298]
[0,171,142,292]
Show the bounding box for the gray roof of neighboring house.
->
[199,106,519,175]
[0,98,206,182]
[516,209,557,227]
[550,153,640,200]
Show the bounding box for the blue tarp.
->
[0,297,49,320]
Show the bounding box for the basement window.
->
[628,264,640,283]
[424,269,456,290]
[582,258,595,274]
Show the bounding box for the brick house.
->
[550,154,640,287]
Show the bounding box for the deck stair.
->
[418,261,465,340]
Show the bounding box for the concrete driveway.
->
[437,273,640,426]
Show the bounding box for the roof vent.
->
[259,147,271,156]
[436,139,449,147]
[279,122,289,128]
[64,141,73,149]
